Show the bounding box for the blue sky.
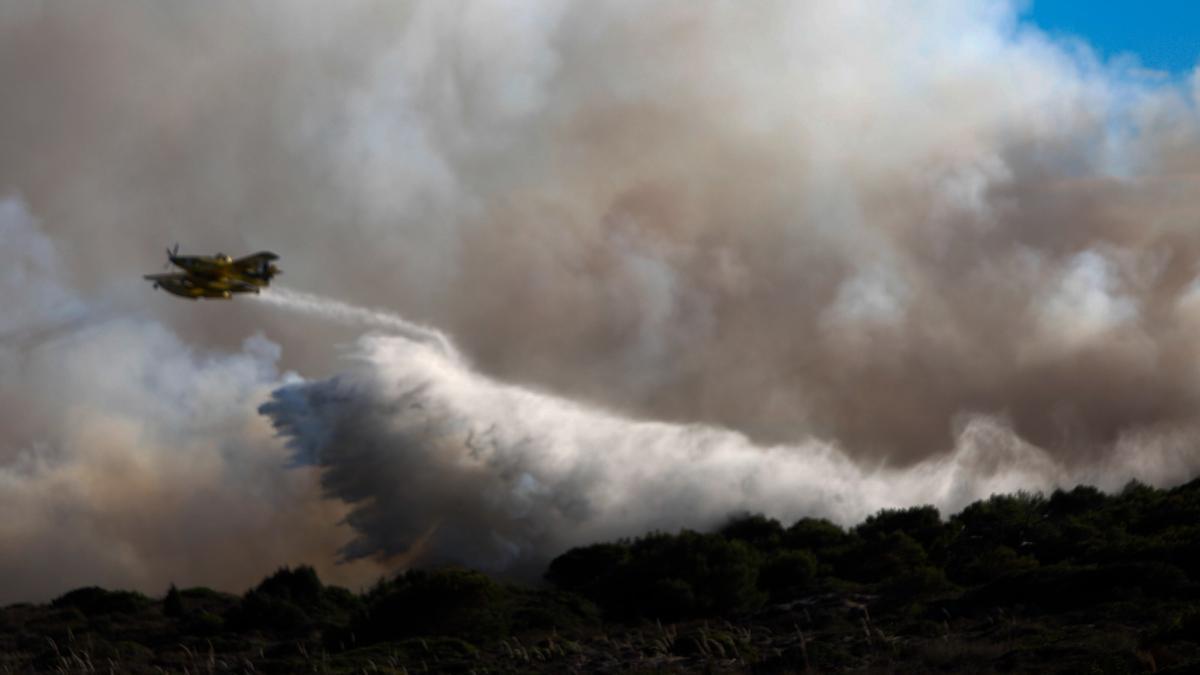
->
[1021,0,1200,74]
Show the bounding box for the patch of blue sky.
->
[1020,0,1199,77]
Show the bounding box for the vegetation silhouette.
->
[2,479,1200,672]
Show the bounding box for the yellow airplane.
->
[144,244,281,300]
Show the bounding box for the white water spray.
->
[256,286,1200,572]
[254,286,459,359]
[260,329,1083,571]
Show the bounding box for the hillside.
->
[3,479,1200,673]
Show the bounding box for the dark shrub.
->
[163,583,185,618]
[950,544,1038,586]
[51,587,151,615]
[356,568,506,642]
[545,543,628,595]
[952,492,1047,551]
[1047,485,1107,517]
[232,590,311,634]
[620,531,764,618]
[855,506,946,558]
[641,577,697,620]
[228,566,359,635]
[719,513,785,550]
[759,549,818,601]
[182,610,225,636]
[881,565,953,603]
[552,530,764,620]
[946,492,1055,579]
[784,518,850,556]
[966,561,1190,612]
[253,565,323,607]
[509,589,600,632]
[842,531,928,583]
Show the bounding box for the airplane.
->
[144,244,281,300]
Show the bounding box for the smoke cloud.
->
[1,1,1199,599]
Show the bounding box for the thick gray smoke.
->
[1,1,1200,599]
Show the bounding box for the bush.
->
[841,532,928,583]
[881,565,953,602]
[949,544,1038,586]
[620,531,764,618]
[640,577,698,620]
[784,518,851,557]
[719,513,785,550]
[549,530,765,620]
[229,566,361,635]
[253,565,323,607]
[182,610,225,636]
[855,506,946,558]
[1047,485,1107,517]
[231,591,312,634]
[163,584,185,618]
[355,568,507,642]
[51,587,151,616]
[759,550,818,601]
[509,589,600,632]
[965,561,1190,612]
[545,543,628,595]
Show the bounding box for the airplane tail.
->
[163,243,179,269]
[252,261,281,281]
